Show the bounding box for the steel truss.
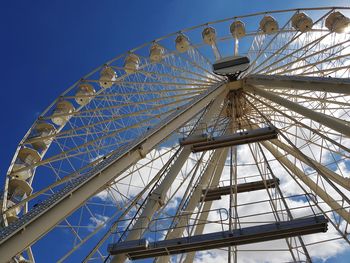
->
[1,6,350,263]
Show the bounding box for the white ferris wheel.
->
[1,6,350,263]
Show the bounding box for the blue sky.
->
[1,0,350,262]
[1,0,349,179]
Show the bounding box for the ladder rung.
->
[107,239,148,255]
[108,215,328,260]
[201,178,279,202]
[179,134,208,146]
[191,127,278,152]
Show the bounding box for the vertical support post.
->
[156,147,229,263]
[212,43,222,60]
[182,147,228,263]
[234,37,239,56]
[111,89,228,263]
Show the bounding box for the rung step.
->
[201,178,279,202]
[179,134,208,146]
[108,215,328,260]
[190,126,278,152]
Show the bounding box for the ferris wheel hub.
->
[213,56,250,79]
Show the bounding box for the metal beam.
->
[111,90,228,263]
[182,144,228,263]
[244,84,350,137]
[0,82,228,262]
[244,120,350,191]
[261,140,350,223]
[245,75,350,95]
[190,126,277,152]
[271,139,350,190]
[108,216,328,260]
[201,179,280,202]
[157,147,229,263]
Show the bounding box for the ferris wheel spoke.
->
[279,127,349,161]
[58,209,120,262]
[82,192,150,262]
[246,8,331,75]
[273,138,350,190]
[63,87,207,101]
[52,147,180,262]
[28,96,208,168]
[269,40,350,75]
[244,114,350,192]
[252,31,331,75]
[246,12,297,75]
[137,69,215,85]
[247,102,350,211]
[27,98,186,148]
[263,38,350,75]
[142,51,221,82]
[164,46,220,80]
[147,59,220,83]
[86,79,213,87]
[299,64,350,77]
[276,51,350,76]
[246,74,350,94]
[266,91,350,107]
[13,144,155,221]
[5,7,350,263]
[109,65,215,85]
[185,47,218,77]
[63,91,200,118]
[0,82,226,262]
[245,85,350,137]
[244,92,350,155]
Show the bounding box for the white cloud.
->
[87,214,109,232]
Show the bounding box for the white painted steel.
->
[2,7,350,263]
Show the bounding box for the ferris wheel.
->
[1,6,350,263]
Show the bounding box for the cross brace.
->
[201,178,280,202]
[108,215,327,260]
[188,126,278,152]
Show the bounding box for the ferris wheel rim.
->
[2,6,350,263]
